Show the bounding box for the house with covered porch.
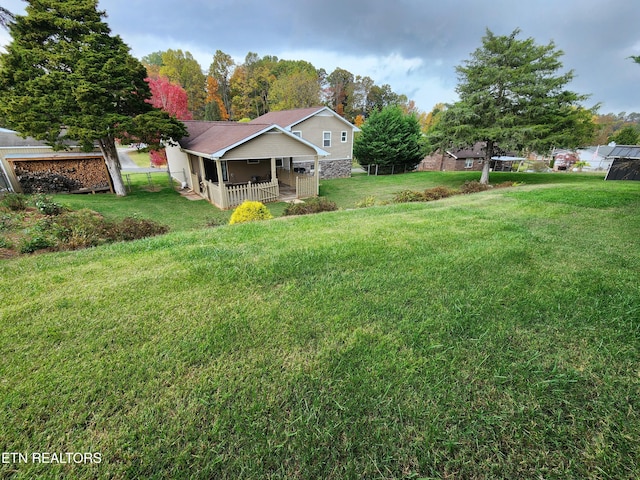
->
[250,106,359,179]
[165,121,328,209]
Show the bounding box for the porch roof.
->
[178,121,328,159]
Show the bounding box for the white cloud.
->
[274,49,454,111]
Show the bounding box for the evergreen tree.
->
[429,28,596,184]
[0,0,186,195]
[354,106,426,172]
[609,125,640,145]
[0,5,14,30]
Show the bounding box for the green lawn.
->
[124,149,152,168]
[1,174,638,478]
[51,173,231,231]
[321,170,607,208]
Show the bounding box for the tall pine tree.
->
[429,29,596,184]
[0,0,186,195]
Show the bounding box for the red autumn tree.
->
[145,76,192,167]
[146,76,192,120]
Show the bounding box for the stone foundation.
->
[294,158,352,179]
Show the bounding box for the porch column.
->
[215,158,228,209]
[215,158,224,183]
[198,156,206,193]
[271,157,277,184]
[314,155,320,195]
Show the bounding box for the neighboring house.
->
[418,143,521,172]
[0,128,112,193]
[418,144,485,172]
[165,121,329,209]
[605,145,640,181]
[250,106,359,179]
[552,149,579,171]
[576,145,614,171]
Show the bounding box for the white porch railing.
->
[225,181,279,208]
[199,178,318,208]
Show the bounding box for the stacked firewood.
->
[13,158,110,193]
[15,169,82,193]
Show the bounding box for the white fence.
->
[225,181,279,208]
[296,176,317,198]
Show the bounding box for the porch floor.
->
[278,183,297,202]
[178,188,204,201]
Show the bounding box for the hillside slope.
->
[1,184,639,478]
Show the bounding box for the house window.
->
[275,158,283,167]
[341,131,347,143]
[464,159,474,169]
[292,131,302,138]
[323,131,331,147]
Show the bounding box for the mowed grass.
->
[1,176,639,478]
[50,173,232,231]
[321,170,607,208]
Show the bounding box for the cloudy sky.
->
[1,0,639,114]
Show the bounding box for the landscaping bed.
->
[0,193,168,257]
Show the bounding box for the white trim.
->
[286,106,361,132]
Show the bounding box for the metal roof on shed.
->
[606,145,640,159]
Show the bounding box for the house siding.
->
[418,153,484,172]
[294,113,353,162]
[222,131,318,160]
[166,144,191,187]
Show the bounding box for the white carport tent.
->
[491,155,527,172]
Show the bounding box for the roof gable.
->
[250,107,359,131]
[178,121,328,158]
[179,121,267,156]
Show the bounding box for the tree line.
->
[140,49,414,123]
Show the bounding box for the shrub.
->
[423,186,457,201]
[392,190,425,203]
[25,210,169,251]
[229,201,273,225]
[45,209,110,249]
[18,232,55,254]
[0,212,23,232]
[110,217,169,241]
[494,181,522,189]
[0,193,28,211]
[283,197,338,216]
[0,235,12,249]
[355,196,376,208]
[34,194,65,215]
[459,180,491,194]
[393,186,458,203]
